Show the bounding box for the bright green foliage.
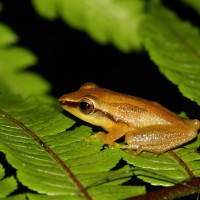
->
[0,23,51,103]
[27,194,83,200]
[0,176,18,198]
[31,0,145,52]
[0,23,18,46]
[1,93,200,198]
[31,0,57,20]
[0,194,27,200]
[121,135,200,186]
[0,96,145,199]
[0,164,4,179]
[140,3,200,105]
[0,164,18,198]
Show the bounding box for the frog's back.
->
[93,87,183,127]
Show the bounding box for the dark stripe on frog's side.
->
[59,101,79,108]
[59,101,145,124]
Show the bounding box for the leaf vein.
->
[0,108,92,200]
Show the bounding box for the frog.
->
[58,82,200,154]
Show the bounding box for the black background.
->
[1,0,200,117]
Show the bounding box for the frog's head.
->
[58,82,115,130]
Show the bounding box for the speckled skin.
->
[59,82,200,154]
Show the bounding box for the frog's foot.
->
[107,143,141,157]
[85,131,106,141]
[117,143,143,155]
[108,142,122,149]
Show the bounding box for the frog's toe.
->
[85,131,106,141]
[108,142,121,149]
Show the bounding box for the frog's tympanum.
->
[59,82,200,154]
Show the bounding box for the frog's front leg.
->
[91,122,131,144]
[121,125,197,154]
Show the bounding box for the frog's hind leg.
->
[123,125,197,154]
[118,142,172,155]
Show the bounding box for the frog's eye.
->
[79,98,95,114]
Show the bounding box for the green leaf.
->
[140,3,200,105]
[0,95,145,199]
[0,23,18,47]
[0,176,18,198]
[0,194,27,200]
[0,25,52,103]
[121,135,200,186]
[0,47,37,71]
[77,165,133,186]
[27,193,83,200]
[89,185,145,200]
[0,164,4,179]
[27,185,145,200]
[31,0,145,52]
[0,164,18,198]
[181,0,200,14]
[31,0,57,20]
